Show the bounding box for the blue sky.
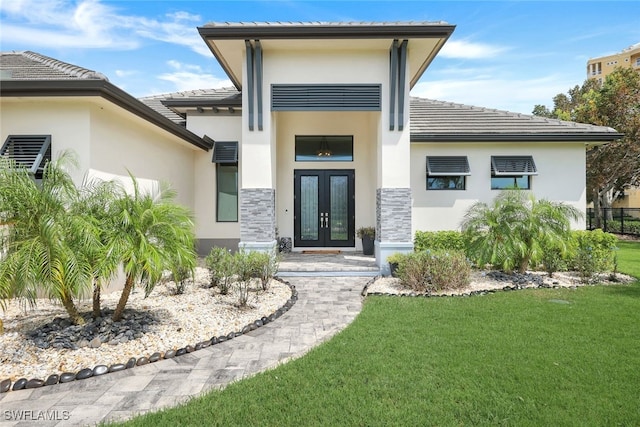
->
[1,1,638,114]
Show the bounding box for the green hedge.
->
[414,230,465,252]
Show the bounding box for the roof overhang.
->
[0,80,212,151]
[411,132,625,144]
[198,22,455,90]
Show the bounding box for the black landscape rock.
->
[149,352,162,362]
[185,345,195,353]
[0,379,11,393]
[75,368,93,380]
[12,378,27,391]
[176,348,187,356]
[136,357,149,366]
[59,372,76,383]
[93,365,109,376]
[164,349,176,359]
[109,364,126,373]
[125,358,137,369]
[45,374,60,386]
[26,379,45,389]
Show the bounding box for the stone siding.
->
[376,188,412,242]
[240,188,276,242]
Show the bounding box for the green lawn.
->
[115,240,640,427]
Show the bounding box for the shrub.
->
[461,190,581,273]
[232,250,261,307]
[413,230,465,252]
[171,266,192,295]
[205,247,234,292]
[570,230,618,283]
[397,249,471,294]
[252,250,280,291]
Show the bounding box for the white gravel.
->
[0,267,292,382]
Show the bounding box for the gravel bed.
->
[0,267,292,383]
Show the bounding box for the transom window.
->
[426,156,470,190]
[295,136,353,162]
[490,155,537,190]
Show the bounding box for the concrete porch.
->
[278,252,380,277]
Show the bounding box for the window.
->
[212,141,238,222]
[490,155,537,190]
[295,136,353,162]
[0,135,51,179]
[426,156,470,190]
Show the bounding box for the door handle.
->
[324,213,329,228]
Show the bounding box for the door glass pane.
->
[330,175,348,241]
[216,165,238,222]
[301,176,319,241]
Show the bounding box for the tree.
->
[0,153,96,325]
[107,177,196,322]
[461,190,582,273]
[533,68,640,226]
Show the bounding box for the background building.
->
[587,43,640,84]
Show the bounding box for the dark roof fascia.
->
[411,132,624,143]
[0,80,212,151]
[162,98,242,108]
[197,23,456,40]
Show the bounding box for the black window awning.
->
[426,156,470,176]
[212,141,238,164]
[491,156,537,176]
[1,135,51,175]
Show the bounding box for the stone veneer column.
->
[238,188,277,252]
[376,188,413,274]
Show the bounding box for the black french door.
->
[294,170,355,247]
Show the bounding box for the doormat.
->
[301,250,342,254]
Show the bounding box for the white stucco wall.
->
[187,114,242,239]
[88,100,196,209]
[411,142,587,232]
[0,97,91,184]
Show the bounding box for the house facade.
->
[1,22,624,274]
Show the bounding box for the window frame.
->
[425,156,470,191]
[490,155,537,190]
[212,141,239,223]
[294,135,354,162]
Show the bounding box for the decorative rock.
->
[76,368,93,380]
[149,352,162,362]
[260,317,268,325]
[217,336,227,343]
[59,372,76,383]
[176,348,187,356]
[255,319,264,327]
[77,339,90,348]
[26,378,45,389]
[136,357,149,366]
[241,325,252,334]
[125,358,136,369]
[1,378,12,393]
[12,378,27,391]
[93,365,109,376]
[185,345,195,353]
[108,364,126,373]
[226,332,235,340]
[164,349,176,359]
[89,337,101,348]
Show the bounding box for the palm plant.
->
[0,153,95,325]
[461,190,582,273]
[107,177,196,322]
[75,177,124,319]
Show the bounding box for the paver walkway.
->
[0,276,367,427]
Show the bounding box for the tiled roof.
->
[201,21,450,28]
[0,51,107,81]
[410,98,621,142]
[142,88,621,142]
[139,88,242,125]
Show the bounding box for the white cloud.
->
[439,40,509,59]
[412,74,577,114]
[0,0,211,56]
[158,61,232,92]
[115,69,137,78]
